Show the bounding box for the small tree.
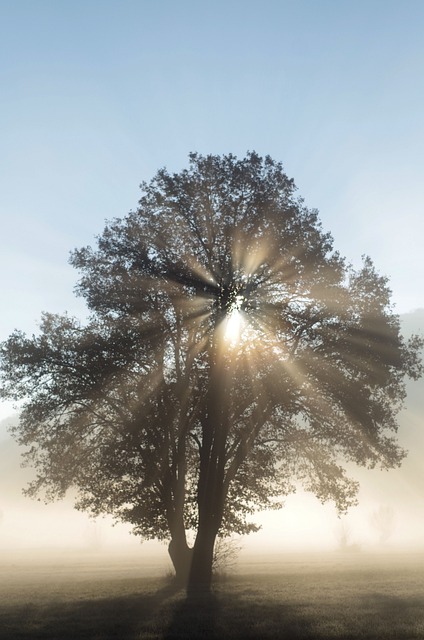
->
[212,535,242,576]
[0,153,422,593]
[336,519,361,552]
[370,505,395,544]
[83,520,104,551]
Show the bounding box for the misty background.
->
[0,308,422,558]
[1,1,424,561]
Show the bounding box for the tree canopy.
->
[1,152,422,591]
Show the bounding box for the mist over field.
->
[0,309,422,563]
[1,2,424,637]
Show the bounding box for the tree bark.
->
[168,535,193,586]
[185,340,229,594]
[187,520,217,594]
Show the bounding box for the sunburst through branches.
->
[1,152,421,593]
[222,294,246,344]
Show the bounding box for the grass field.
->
[1,551,423,639]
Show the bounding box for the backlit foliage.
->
[1,152,422,550]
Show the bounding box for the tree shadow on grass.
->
[163,589,318,640]
[0,580,181,640]
[210,593,315,640]
[163,592,220,640]
[163,588,424,639]
[2,581,423,640]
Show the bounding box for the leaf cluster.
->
[1,152,421,542]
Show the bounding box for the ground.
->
[0,550,423,639]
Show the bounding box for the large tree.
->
[1,152,422,592]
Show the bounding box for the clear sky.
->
[1,0,424,340]
[1,1,424,554]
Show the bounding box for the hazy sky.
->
[1,1,424,553]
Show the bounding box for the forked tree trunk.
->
[168,535,193,586]
[187,522,217,595]
[185,343,228,595]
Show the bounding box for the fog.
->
[1,310,423,562]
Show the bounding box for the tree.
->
[370,504,396,544]
[336,519,361,553]
[0,152,422,593]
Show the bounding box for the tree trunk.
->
[184,342,228,595]
[187,520,217,594]
[168,535,193,586]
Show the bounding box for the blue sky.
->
[1,0,424,552]
[1,1,424,393]
[2,1,424,336]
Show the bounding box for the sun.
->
[223,294,246,345]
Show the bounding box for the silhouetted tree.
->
[336,519,361,552]
[370,504,396,544]
[212,535,242,576]
[0,153,422,592]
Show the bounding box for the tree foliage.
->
[1,152,422,590]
